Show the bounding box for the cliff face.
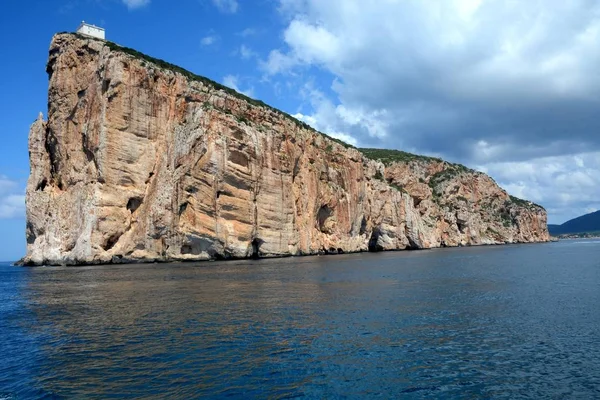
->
[21,33,549,265]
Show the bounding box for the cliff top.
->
[56,32,352,150]
[54,33,474,170]
[21,32,549,265]
[52,32,543,211]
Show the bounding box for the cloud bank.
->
[201,34,219,46]
[264,0,600,223]
[0,176,24,219]
[223,75,254,98]
[212,0,238,14]
[122,0,150,10]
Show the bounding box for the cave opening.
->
[102,233,121,251]
[127,197,143,213]
[359,216,368,235]
[178,202,189,216]
[368,228,383,252]
[36,179,48,192]
[251,238,263,259]
[317,205,334,233]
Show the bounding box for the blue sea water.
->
[1,241,600,399]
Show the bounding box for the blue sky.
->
[0,0,311,260]
[1,0,600,260]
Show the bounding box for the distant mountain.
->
[548,210,600,235]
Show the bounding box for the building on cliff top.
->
[76,21,105,40]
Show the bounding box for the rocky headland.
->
[20,33,549,266]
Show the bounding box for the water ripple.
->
[1,242,600,398]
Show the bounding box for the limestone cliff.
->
[20,33,549,265]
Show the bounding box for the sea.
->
[1,240,599,399]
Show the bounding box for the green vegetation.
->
[370,170,406,193]
[500,210,513,227]
[236,116,249,125]
[508,195,531,207]
[506,195,544,211]
[450,163,472,174]
[479,201,493,211]
[424,163,478,205]
[358,148,442,165]
[66,33,355,149]
[556,231,600,239]
[54,32,548,220]
[389,183,407,193]
[322,133,355,149]
[358,149,477,198]
[428,166,463,189]
[358,148,474,175]
[487,227,500,236]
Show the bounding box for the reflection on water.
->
[1,241,600,398]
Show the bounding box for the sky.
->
[1,0,599,260]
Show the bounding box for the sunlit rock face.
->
[20,33,549,266]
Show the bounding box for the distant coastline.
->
[555,232,600,240]
[548,210,600,236]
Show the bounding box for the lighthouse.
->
[76,21,105,40]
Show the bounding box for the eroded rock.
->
[20,33,549,265]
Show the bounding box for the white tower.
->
[76,21,105,40]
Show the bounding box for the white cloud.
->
[293,112,358,147]
[0,195,25,219]
[0,176,17,196]
[263,49,298,75]
[122,0,150,10]
[0,176,24,219]
[239,45,257,60]
[292,82,382,146]
[277,0,306,16]
[264,0,600,159]
[239,28,257,37]
[212,0,238,13]
[477,152,600,224]
[201,35,218,46]
[263,0,600,222]
[223,75,254,98]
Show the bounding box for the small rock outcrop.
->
[20,33,549,265]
